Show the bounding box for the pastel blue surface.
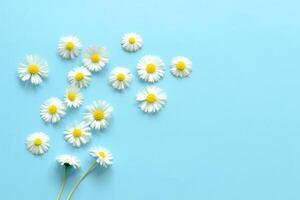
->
[1,0,300,199]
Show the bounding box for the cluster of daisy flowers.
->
[19,32,192,199]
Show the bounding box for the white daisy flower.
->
[84,101,113,130]
[64,122,91,148]
[56,154,80,169]
[82,46,109,72]
[40,97,66,123]
[108,67,133,90]
[58,35,81,59]
[26,132,50,155]
[68,67,91,88]
[64,85,83,108]
[136,86,167,113]
[18,55,48,85]
[121,32,143,52]
[137,55,165,83]
[89,146,113,167]
[171,56,192,77]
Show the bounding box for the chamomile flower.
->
[121,32,143,52]
[64,86,83,108]
[56,154,80,169]
[89,146,113,167]
[137,55,165,83]
[136,86,167,113]
[84,101,113,130]
[40,97,66,123]
[82,46,109,72]
[18,55,48,85]
[171,56,192,77]
[68,67,91,88]
[64,122,91,148]
[26,132,50,155]
[108,67,133,90]
[58,35,81,59]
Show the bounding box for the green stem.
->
[56,166,68,200]
[66,161,97,200]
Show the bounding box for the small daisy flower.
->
[58,35,81,59]
[136,86,167,113]
[64,85,83,108]
[56,154,80,169]
[171,56,192,77]
[18,55,48,85]
[108,67,133,90]
[89,146,113,167]
[40,97,66,123]
[64,122,91,148]
[68,67,91,88]
[84,101,113,130]
[137,55,165,83]
[83,46,109,72]
[121,32,143,52]
[26,132,50,155]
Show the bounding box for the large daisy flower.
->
[171,56,192,78]
[64,85,83,108]
[26,132,50,155]
[136,86,167,113]
[89,146,113,167]
[108,67,133,90]
[57,35,81,59]
[84,101,113,130]
[121,32,143,52]
[82,46,109,72]
[40,97,66,123]
[64,122,91,148]
[56,155,80,169]
[18,55,48,85]
[137,55,165,83]
[68,67,91,88]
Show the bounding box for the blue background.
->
[0,0,299,199]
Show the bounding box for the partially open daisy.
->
[40,97,66,123]
[136,86,167,113]
[58,35,81,59]
[18,55,48,85]
[108,67,133,90]
[171,56,192,78]
[83,46,109,72]
[64,85,83,108]
[137,55,165,83]
[89,146,113,167]
[68,67,91,88]
[26,132,50,155]
[64,122,91,148]
[121,32,143,52]
[56,154,80,169]
[84,101,113,130]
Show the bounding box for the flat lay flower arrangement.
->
[19,33,192,200]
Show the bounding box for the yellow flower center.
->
[116,73,125,81]
[98,151,106,158]
[128,37,136,44]
[75,72,84,81]
[146,93,157,103]
[176,61,186,71]
[65,42,74,51]
[91,53,100,63]
[93,109,105,121]
[34,138,42,146]
[67,92,77,101]
[146,63,156,73]
[48,105,58,114]
[28,64,40,75]
[72,128,82,138]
